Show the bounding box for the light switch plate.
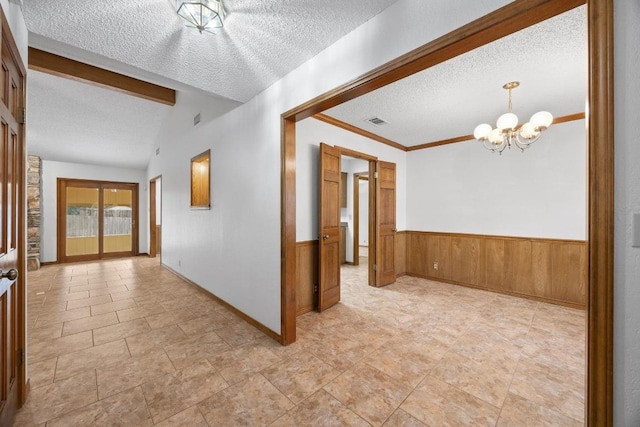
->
[633,213,640,248]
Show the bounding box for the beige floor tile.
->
[177,311,233,336]
[198,374,294,426]
[116,303,166,322]
[93,318,151,346]
[382,409,427,427]
[430,352,513,407]
[22,370,98,425]
[262,351,340,404]
[362,346,435,388]
[271,390,369,427]
[34,307,91,328]
[27,357,57,389]
[214,321,267,347]
[96,349,176,399]
[27,322,63,342]
[509,356,585,423]
[66,294,112,310]
[323,362,413,426]
[43,290,90,302]
[46,385,152,427]
[164,331,230,370]
[62,311,119,336]
[142,359,228,423]
[90,285,128,297]
[497,393,583,427]
[55,339,131,381]
[91,298,137,316]
[154,406,209,427]
[209,341,282,385]
[303,332,376,371]
[68,282,109,293]
[28,330,94,363]
[400,376,500,427]
[125,324,187,357]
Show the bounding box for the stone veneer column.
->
[27,155,41,271]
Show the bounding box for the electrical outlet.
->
[433,262,439,270]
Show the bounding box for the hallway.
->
[15,257,584,426]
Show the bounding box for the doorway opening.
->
[149,176,162,258]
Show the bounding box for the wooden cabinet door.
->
[0,17,25,426]
[375,161,396,287]
[318,143,341,311]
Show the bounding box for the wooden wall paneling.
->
[551,242,587,305]
[407,233,428,277]
[531,241,552,298]
[506,240,534,295]
[437,235,452,281]
[426,234,440,279]
[481,238,505,290]
[395,231,406,277]
[296,240,318,315]
[450,236,480,285]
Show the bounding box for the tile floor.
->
[14,256,585,426]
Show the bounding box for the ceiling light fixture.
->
[473,81,553,154]
[176,0,226,35]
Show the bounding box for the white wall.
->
[40,160,148,262]
[0,0,28,65]
[146,0,519,335]
[407,120,587,240]
[296,117,407,245]
[614,0,640,424]
[341,157,368,263]
[359,180,369,246]
[155,177,161,225]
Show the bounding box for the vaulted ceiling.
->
[21,1,586,167]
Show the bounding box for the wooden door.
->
[0,15,25,426]
[318,143,341,311]
[375,161,396,286]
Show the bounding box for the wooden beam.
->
[28,48,176,106]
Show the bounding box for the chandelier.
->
[176,0,226,35]
[473,81,553,154]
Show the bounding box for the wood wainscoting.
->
[406,231,587,309]
[296,240,318,316]
[395,231,407,277]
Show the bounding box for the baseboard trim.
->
[296,306,314,316]
[161,264,282,344]
[406,272,586,310]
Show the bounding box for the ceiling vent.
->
[365,116,388,126]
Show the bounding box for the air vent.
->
[365,116,388,126]
[193,113,201,126]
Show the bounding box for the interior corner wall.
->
[144,0,515,335]
[406,119,587,240]
[40,160,148,263]
[296,117,407,244]
[614,0,640,424]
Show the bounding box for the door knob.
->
[392,228,397,232]
[322,234,329,240]
[1,268,18,281]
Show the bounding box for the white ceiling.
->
[22,1,586,168]
[324,5,587,147]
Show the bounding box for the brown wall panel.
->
[395,231,407,277]
[296,240,318,315]
[406,231,587,308]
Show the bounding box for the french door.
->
[57,179,138,262]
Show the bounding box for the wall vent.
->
[193,113,201,126]
[155,148,160,156]
[365,116,388,126]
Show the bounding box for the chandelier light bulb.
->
[489,128,503,145]
[496,113,518,131]
[473,123,492,140]
[519,122,538,139]
[530,111,553,130]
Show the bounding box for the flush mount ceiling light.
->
[176,0,226,35]
[473,81,553,154]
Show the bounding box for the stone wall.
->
[27,155,41,270]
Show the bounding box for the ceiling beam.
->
[28,47,176,106]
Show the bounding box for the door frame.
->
[149,175,161,259]
[281,0,613,423]
[57,178,139,263]
[352,172,368,267]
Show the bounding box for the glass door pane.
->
[103,188,133,253]
[66,187,99,256]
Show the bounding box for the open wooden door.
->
[375,161,396,287]
[318,143,341,311]
[0,11,25,426]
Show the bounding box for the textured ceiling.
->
[23,0,401,103]
[324,5,587,147]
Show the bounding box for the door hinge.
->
[18,348,24,366]
[374,172,378,179]
[373,264,377,271]
[19,107,26,125]
[313,284,318,293]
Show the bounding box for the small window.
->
[191,150,210,208]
